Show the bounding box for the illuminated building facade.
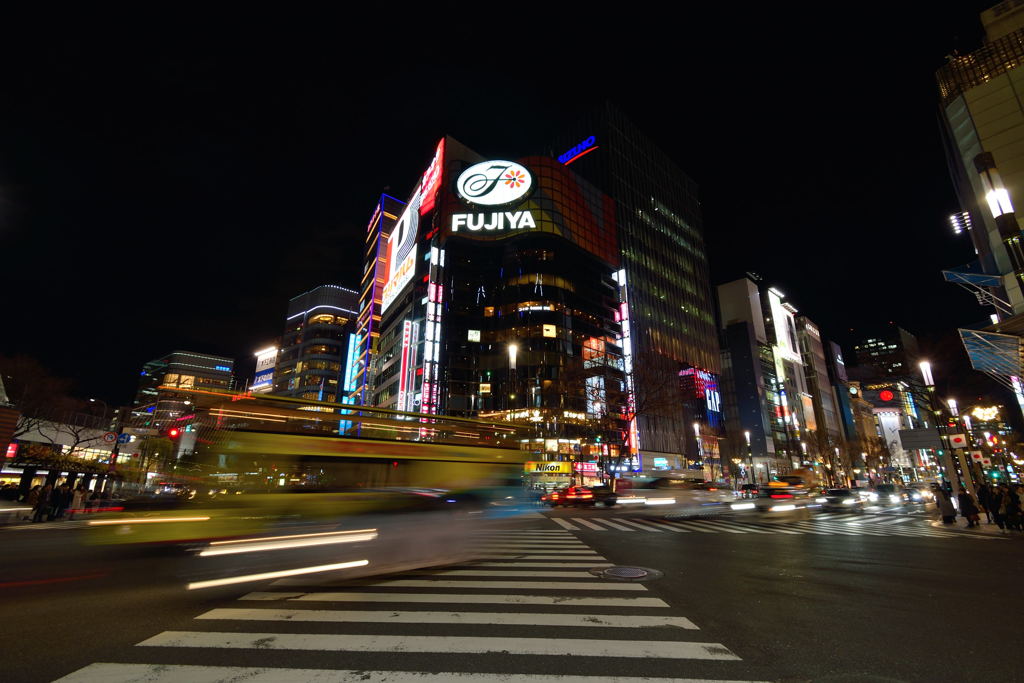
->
[938,4,1024,416]
[348,194,405,407]
[796,316,845,481]
[362,137,628,469]
[132,350,234,430]
[272,285,358,402]
[938,2,1024,317]
[551,104,721,471]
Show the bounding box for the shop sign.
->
[524,461,572,474]
[557,135,598,165]
[451,160,536,235]
[451,210,536,232]
[456,161,532,206]
[573,462,598,474]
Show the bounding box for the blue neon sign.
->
[558,136,598,165]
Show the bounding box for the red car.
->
[542,485,616,508]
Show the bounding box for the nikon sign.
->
[524,461,572,474]
[451,160,536,234]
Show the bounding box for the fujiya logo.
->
[456,160,533,206]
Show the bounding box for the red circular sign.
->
[879,390,894,402]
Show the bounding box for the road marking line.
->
[637,520,688,533]
[55,663,767,682]
[661,520,718,533]
[611,517,664,532]
[196,608,699,629]
[476,545,593,550]
[622,518,677,532]
[281,592,671,607]
[740,523,803,535]
[586,517,634,530]
[707,520,773,534]
[136,632,740,660]
[875,517,912,525]
[551,518,579,530]
[357,579,647,591]
[572,518,607,530]
[693,520,746,534]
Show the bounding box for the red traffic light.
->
[167,427,181,439]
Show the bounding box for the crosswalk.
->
[54,529,766,682]
[550,513,1001,539]
[1,519,94,531]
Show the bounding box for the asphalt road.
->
[2,505,1023,683]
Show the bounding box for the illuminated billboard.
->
[251,346,277,393]
[380,190,420,315]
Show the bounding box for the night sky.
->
[0,5,1004,406]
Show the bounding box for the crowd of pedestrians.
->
[1,482,113,523]
[935,482,1024,532]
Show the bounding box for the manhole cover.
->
[589,566,663,582]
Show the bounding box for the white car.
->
[616,477,735,517]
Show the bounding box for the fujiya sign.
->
[452,160,536,234]
[451,211,536,232]
[456,160,532,206]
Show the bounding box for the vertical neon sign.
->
[397,320,413,412]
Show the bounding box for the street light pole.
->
[920,361,964,496]
[744,430,754,484]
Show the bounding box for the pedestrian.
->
[977,483,994,523]
[936,487,957,524]
[32,484,53,523]
[68,487,86,520]
[992,485,1008,530]
[1006,485,1023,532]
[23,485,41,521]
[997,484,1019,532]
[52,484,72,520]
[957,490,981,528]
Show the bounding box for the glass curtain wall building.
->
[551,103,721,475]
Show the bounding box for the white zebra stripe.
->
[55,663,766,682]
[195,608,699,629]
[136,631,741,660]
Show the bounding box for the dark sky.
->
[0,4,1006,406]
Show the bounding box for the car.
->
[872,483,904,505]
[900,487,926,504]
[906,483,935,501]
[541,485,617,508]
[816,488,864,512]
[615,477,734,516]
[739,483,761,499]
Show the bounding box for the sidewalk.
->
[928,516,1023,537]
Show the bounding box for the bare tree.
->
[0,355,77,439]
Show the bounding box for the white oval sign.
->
[456,160,533,206]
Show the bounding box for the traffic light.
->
[167,427,181,440]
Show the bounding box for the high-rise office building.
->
[272,285,358,402]
[551,104,722,470]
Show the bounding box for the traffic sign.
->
[102,432,117,444]
[117,433,131,444]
